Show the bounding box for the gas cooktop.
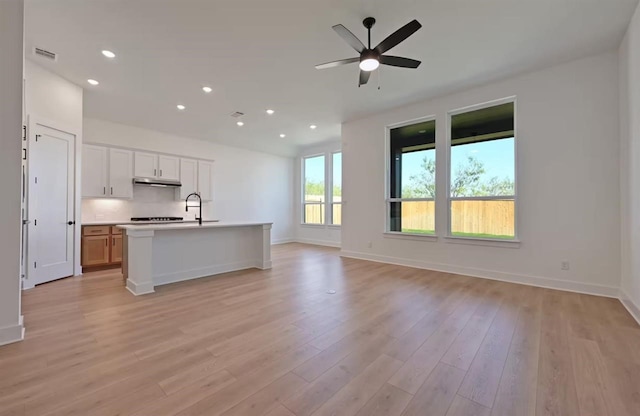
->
[130,217,184,222]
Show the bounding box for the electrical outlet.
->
[561,260,570,271]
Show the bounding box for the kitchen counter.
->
[118,221,266,231]
[120,221,272,296]
[83,220,220,226]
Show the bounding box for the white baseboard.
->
[295,238,341,248]
[272,238,295,245]
[620,288,640,326]
[126,279,155,296]
[154,260,262,287]
[340,250,619,298]
[0,322,25,346]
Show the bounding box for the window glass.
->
[331,152,342,225]
[389,119,436,234]
[303,155,325,224]
[449,102,515,239]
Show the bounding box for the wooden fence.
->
[401,200,514,236]
[304,197,514,236]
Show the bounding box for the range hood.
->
[133,177,182,187]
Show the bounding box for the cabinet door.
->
[158,155,180,180]
[134,151,158,178]
[81,235,110,266]
[82,145,108,197]
[198,160,213,201]
[110,235,123,263]
[108,149,133,198]
[179,158,198,200]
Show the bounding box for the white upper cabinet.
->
[82,145,108,198]
[198,160,213,202]
[158,155,180,181]
[134,151,158,178]
[108,149,133,198]
[179,158,198,200]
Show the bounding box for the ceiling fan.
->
[316,17,422,87]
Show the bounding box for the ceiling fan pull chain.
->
[377,67,381,90]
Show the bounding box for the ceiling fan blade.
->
[315,57,360,70]
[359,70,371,87]
[374,19,422,54]
[332,24,366,53]
[380,55,421,69]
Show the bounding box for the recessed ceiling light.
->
[87,79,99,86]
[280,134,286,138]
[310,125,317,129]
[101,50,116,59]
[266,109,275,115]
[237,121,244,127]
[176,104,186,110]
[202,86,212,93]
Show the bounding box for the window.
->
[303,155,325,224]
[388,118,436,235]
[331,152,342,225]
[448,100,515,240]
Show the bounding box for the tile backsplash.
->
[82,186,210,222]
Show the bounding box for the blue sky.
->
[305,139,513,192]
[402,138,514,187]
[304,152,342,187]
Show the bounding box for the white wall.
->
[24,60,83,278]
[342,52,621,296]
[83,118,295,243]
[619,2,640,321]
[294,141,342,247]
[0,0,24,345]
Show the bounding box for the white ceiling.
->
[25,0,638,157]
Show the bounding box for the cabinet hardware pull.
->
[110,187,113,195]
[154,169,157,176]
[160,169,163,177]
[105,238,108,247]
[103,187,106,195]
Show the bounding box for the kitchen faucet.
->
[185,192,202,225]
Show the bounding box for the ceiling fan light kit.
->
[316,16,422,87]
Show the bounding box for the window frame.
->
[301,153,327,226]
[445,96,519,243]
[384,115,438,239]
[329,151,342,227]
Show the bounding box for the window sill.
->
[300,223,326,228]
[327,224,342,229]
[444,236,520,248]
[384,232,438,242]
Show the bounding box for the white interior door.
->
[28,123,75,285]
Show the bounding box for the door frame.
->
[24,116,81,289]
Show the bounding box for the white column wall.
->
[0,0,25,345]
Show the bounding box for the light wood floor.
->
[2,243,639,416]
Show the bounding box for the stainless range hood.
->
[133,177,182,187]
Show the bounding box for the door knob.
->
[67,221,75,225]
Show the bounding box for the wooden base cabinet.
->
[82,225,123,269]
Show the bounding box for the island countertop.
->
[117,221,272,232]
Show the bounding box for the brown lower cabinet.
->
[82,225,123,268]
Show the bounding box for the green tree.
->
[404,157,436,198]
[304,180,324,200]
[403,155,514,198]
[451,156,485,197]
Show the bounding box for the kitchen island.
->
[118,222,272,295]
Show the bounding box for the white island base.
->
[119,222,272,296]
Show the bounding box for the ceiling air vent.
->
[230,111,244,118]
[33,47,57,61]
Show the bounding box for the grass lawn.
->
[401,229,514,240]
[451,231,515,240]
[401,229,435,235]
